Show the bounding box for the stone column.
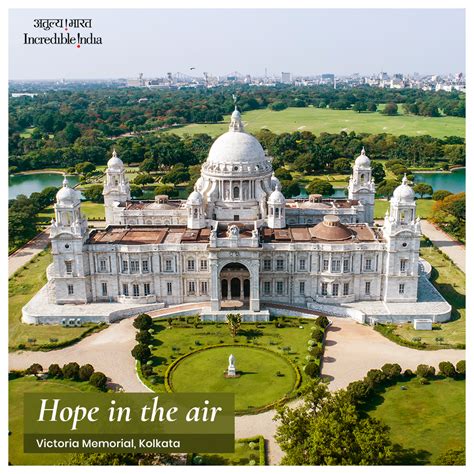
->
[249,262,260,312]
[210,261,219,311]
[226,279,231,300]
[240,277,244,300]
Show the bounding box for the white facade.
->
[25,107,452,324]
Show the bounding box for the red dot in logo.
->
[77,44,81,48]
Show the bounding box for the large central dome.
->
[204,108,270,171]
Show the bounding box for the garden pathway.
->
[8,310,465,465]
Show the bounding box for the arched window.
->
[275,208,280,218]
[193,208,198,218]
[233,186,240,199]
[360,174,365,183]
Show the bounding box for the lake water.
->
[9,173,79,200]
[413,168,465,194]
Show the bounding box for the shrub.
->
[304,362,319,378]
[131,343,151,362]
[308,346,323,358]
[456,360,465,377]
[403,368,415,378]
[48,364,63,378]
[133,314,153,331]
[416,364,435,379]
[436,448,465,465]
[307,339,317,347]
[26,363,43,376]
[136,330,152,344]
[315,315,330,328]
[311,330,324,342]
[63,362,80,380]
[381,363,402,380]
[346,380,372,404]
[89,372,107,390]
[248,442,257,450]
[364,369,386,388]
[419,377,429,385]
[438,361,456,378]
[78,364,95,381]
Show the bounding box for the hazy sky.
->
[9,9,465,80]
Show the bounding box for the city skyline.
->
[9,9,465,80]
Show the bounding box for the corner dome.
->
[312,215,353,241]
[268,184,285,204]
[187,189,203,205]
[354,148,371,168]
[392,175,415,202]
[56,177,79,205]
[107,149,124,170]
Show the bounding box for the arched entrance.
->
[220,262,250,309]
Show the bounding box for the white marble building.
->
[22,108,451,324]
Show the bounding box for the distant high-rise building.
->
[321,73,335,82]
[281,72,291,84]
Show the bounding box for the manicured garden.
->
[135,314,329,414]
[169,345,298,412]
[365,376,465,464]
[9,250,106,351]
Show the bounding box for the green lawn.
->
[37,201,105,226]
[170,346,297,411]
[142,318,321,402]
[392,242,465,348]
[374,199,433,219]
[365,377,465,464]
[9,250,102,351]
[164,107,465,139]
[9,376,100,466]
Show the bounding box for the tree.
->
[79,364,95,381]
[381,363,402,380]
[304,362,319,378]
[432,190,452,201]
[352,101,367,113]
[332,158,352,173]
[48,363,63,378]
[154,184,178,198]
[133,313,153,330]
[83,185,103,203]
[75,161,96,174]
[131,343,151,362]
[226,313,242,338]
[26,363,43,376]
[413,182,433,198]
[63,362,80,380]
[274,168,292,181]
[89,372,108,391]
[161,165,189,185]
[130,184,143,198]
[438,361,456,378]
[136,330,152,344]
[416,364,435,379]
[367,102,378,112]
[371,162,386,183]
[275,380,394,465]
[456,360,465,378]
[346,380,372,405]
[307,179,334,196]
[436,448,465,466]
[376,180,399,199]
[280,180,301,198]
[381,102,398,116]
[133,173,155,186]
[364,369,386,388]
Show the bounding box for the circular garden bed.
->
[165,345,300,414]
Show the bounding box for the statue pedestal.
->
[227,365,236,377]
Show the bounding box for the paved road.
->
[9,312,465,465]
[419,220,465,272]
[8,229,50,277]
[8,221,106,277]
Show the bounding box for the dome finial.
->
[402,173,408,185]
[229,97,244,132]
[112,148,117,158]
[62,175,69,188]
[361,147,365,155]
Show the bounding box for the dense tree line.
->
[9,85,465,171]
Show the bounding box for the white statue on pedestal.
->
[227,353,236,376]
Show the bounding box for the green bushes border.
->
[158,343,301,415]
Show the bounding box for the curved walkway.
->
[9,309,465,465]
